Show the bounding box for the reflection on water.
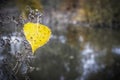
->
[112,47,120,55]
[1,21,120,80]
[1,6,120,80]
[80,43,102,80]
[28,26,120,80]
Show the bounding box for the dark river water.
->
[30,26,120,80]
[0,6,120,80]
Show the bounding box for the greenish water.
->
[0,4,120,80]
[29,26,120,80]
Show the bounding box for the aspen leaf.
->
[23,22,51,54]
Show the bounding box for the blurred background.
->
[0,0,120,80]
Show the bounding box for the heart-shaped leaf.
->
[23,22,51,54]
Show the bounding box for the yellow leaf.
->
[23,22,51,54]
